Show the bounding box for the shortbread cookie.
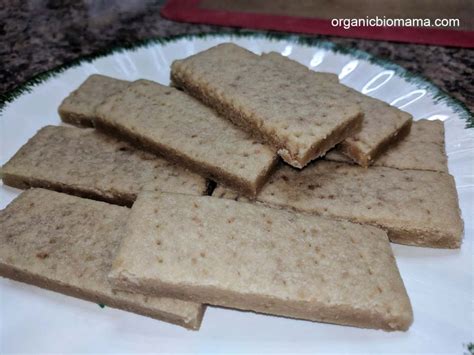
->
[0,189,205,330]
[325,119,448,173]
[1,126,207,206]
[95,79,278,196]
[109,192,412,331]
[213,161,463,248]
[58,74,130,127]
[261,52,413,167]
[171,43,363,168]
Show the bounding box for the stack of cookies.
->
[0,43,463,332]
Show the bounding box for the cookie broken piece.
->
[0,189,205,330]
[1,126,207,206]
[109,191,413,331]
[94,79,278,197]
[325,119,449,173]
[58,74,130,127]
[213,161,463,248]
[171,43,363,168]
[261,52,413,167]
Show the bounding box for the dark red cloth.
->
[161,0,474,48]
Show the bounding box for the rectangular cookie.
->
[0,189,205,330]
[109,191,413,331]
[325,119,449,173]
[261,52,413,167]
[170,43,363,168]
[213,161,463,248]
[94,79,278,197]
[58,74,130,127]
[1,125,207,206]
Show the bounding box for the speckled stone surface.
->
[0,0,472,112]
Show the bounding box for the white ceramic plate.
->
[0,33,472,354]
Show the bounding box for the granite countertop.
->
[1,0,472,112]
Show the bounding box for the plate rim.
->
[0,30,472,128]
